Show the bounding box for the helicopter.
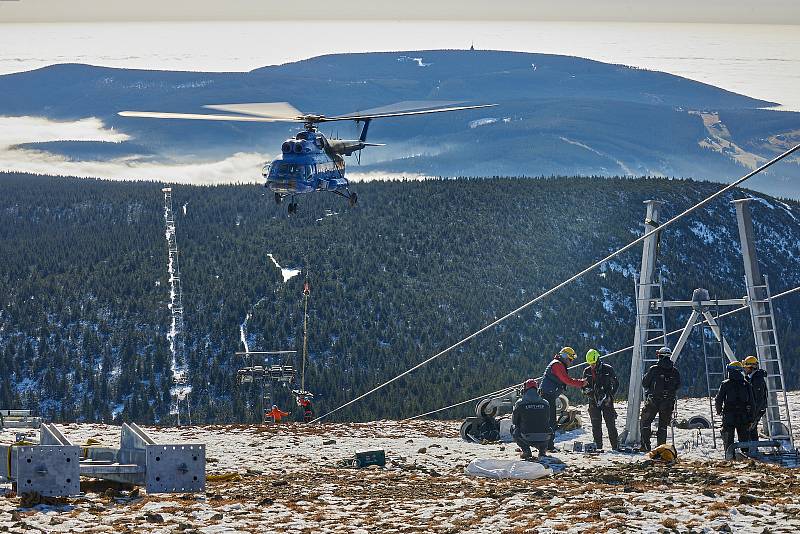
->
[119,100,495,214]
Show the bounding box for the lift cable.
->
[312,143,800,423]
[403,284,800,421]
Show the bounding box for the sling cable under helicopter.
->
[119,100,496,214]
[236,279,316,423]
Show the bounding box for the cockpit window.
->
[296,132,309,140]
[271,163,310,180]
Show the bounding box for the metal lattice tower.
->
[735,199,793,447]
[163,188,190,423]
[623,200,663,446]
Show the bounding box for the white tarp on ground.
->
[465,458,552,480]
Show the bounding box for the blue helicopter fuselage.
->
[263,130,348,196]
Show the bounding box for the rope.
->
[404,284,800,421]
[312,143,800,423]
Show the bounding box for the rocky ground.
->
[1,393,800,533]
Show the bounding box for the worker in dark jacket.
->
[743,355,767,442]
[539,346,588,451]
[639,346,681,451]
[511,379,552,459]
[716,361,755,458]
[582,349,620,450]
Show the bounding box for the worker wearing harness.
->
[716,361,755,458]
[639,347,681,451]
[539,347,587,451]
[743,355,767,442]
[511,379,552,459]
[582,349,620,451]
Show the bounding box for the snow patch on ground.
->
[3,392,800,533]
[690,220,716,244]
[396,55,431,67]
[267,253,301,282]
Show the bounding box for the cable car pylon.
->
[313,143,800,423]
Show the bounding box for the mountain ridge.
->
[1,50,799,196]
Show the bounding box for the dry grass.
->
[661,517,678,529]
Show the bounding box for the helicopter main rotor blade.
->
[203,102,304,120]
[338,100,466,117]
[118,110,302,122]
[323,103,497,122]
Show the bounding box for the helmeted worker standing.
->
[539,347,588,451]
[743,355,767,442]
[267,404,290,424]
[297,396,314,423]
[639,346,681,451]
[716,361,755,458]
[582,349,620,451]
[511,379,552,459]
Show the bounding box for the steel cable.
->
[313,143,800,423]
[403,284,800,421]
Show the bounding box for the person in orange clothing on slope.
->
[266,404,289,424]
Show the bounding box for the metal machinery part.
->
[460,390,573,442]
[0,410,41,430]
[727,440,800,467]
[0,423,205,496]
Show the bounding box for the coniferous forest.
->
[1,172,799,424]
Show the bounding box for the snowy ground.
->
[1,393,800,533]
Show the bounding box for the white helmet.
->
[656,346,672,358]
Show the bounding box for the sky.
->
[1,0,798,24]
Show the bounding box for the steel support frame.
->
[669,309,737,364]
[0,423,205,496]
[623,200,663,446]
[734,199,791,445]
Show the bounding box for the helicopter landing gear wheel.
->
[274,193,282,205]
[349,192,358,207]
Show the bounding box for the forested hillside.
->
[1,173,799,424]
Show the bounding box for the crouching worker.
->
[715,361,755,459]
[511,379,553,460]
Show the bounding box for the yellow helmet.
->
[729,360,744,368]
[559,346,577,361]
[743,356,759,367]
[586,349,601,365]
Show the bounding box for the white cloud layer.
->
[0,116,268,184]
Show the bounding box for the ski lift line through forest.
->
[312,143,800,423]
[402,284,800,421]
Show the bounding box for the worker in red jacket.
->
[538,346,588,451]
[266,405,289,424]
[297,396,314,423]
